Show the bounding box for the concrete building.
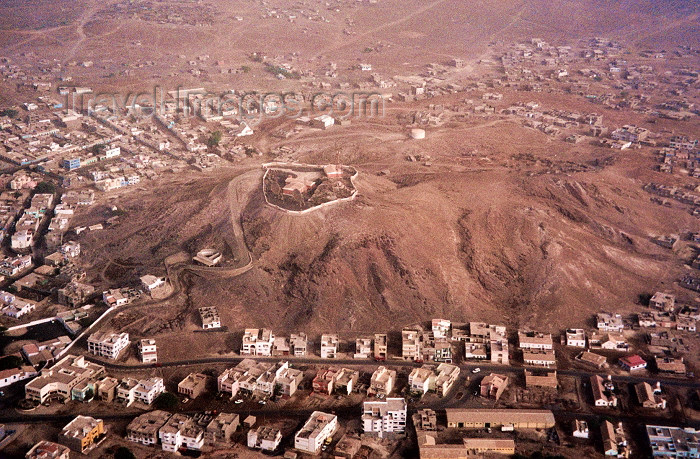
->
[431,319,451,339]
[127,410,172,446]
[25,355,105,404]
[248,426,282,452]
[321,334,339,358]
[205,413,239,444]
[140,274,165,292]
[178,373,207,398]
[573,420,590,439]
[650,292,676,311]
[368,366,396,396]
[138,339,157,363]
[241,328,275,356]
[87,331,129,359]
[402,326,423,362]
[480,373,509,401]
[294,411,338,454]
[362,398,407,438]
[354,338,372,359]
[374,333,388,360]
[646,425,699,458]
[198,306,221,329]
[434,363,461,397]
[159,413,204,452]
[58,416,104,454]
[291,333,308,356]
[597,312,624,332]
[408,367,435,395]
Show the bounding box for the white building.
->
[87,331,130,359]
[159,414,204,452]
[138,339,157,363]
[597,312,624,332]
[134,377,164,405]
[354,338,372,359]
[565,329,586,347]
[431,319,451,339]
[241,328,275,356]
[247,426,282,452]
[140,275,165,292]
[199,306,221,329]
[362,398,407,438]
[294,411,338,454]
[408,367,435,395]
[321,334,339,359]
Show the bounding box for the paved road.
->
[84,354,700,390]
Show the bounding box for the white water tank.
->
[410,128,425,140]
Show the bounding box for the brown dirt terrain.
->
[66,107,697,347]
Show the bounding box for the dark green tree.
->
[154,392,179,410]
[207,131,222,148]
[114,446,137,459]
[34,181,56,194]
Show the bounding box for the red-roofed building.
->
[619,355,647,371]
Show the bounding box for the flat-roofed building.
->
[650,292,675,311]
[294,411,338,454]
[435,363,460,397]
[25,354,105,404]
[205,412,239,444]
[480,373,509,401]
[362,397,407,438]
[321,334,339,359]
[313,367,340,395]
[408,367,435,395]
[374,333,388,360]
[178,373,207,398]
[58,415,104,454]
[127,410,172,446]
[241,328,274,356]
[354,338,372,359]
[248,425,282,452]
[431,319,451,339]
[646,425,700,458]
[445,409,555,430]
[95,377,118,402]
[565,328,586,347]
[159,413,204,452]
[291,333,308,356]
[138,339,157,363]
[597,312,624,332]
[368,366,396,396]
[198,306,221,329]
[87,331,129,359]
[402,326,423,362]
